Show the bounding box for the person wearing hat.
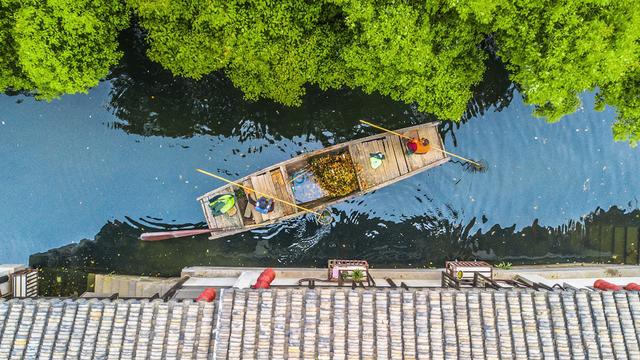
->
[248,196,275,214]
[208,194,236,216]
[406,137,430,154]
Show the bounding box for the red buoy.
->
[257,268,275,283]
[253,268,276,289]
[593,279,622,291]
[625,283,640,291]
[196,288,217,302]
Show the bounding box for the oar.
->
[140,224,263,241]
[359,120,487,172]
[140,228,223,241]
[196,168,323,216]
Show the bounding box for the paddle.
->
[359,120,487,173]
[140,224,264,242]
[140,228,224,241]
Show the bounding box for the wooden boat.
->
[197,122,450,239]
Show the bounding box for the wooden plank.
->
[270,170,287,216]
[368,141,381,184]
[377,139,398,181]
[251,174,279,221]
[243,179,263,224]
[255,175,271,220]
[381,137,400,179]
[355,143,374,190]
[250,176,267,221]
[280,166,300,215]
[200,199,212,228]
[256,175,276,220]
[225,209,244,228]
[264,174,284,218]
[349,144,368,190]
[373,140,387,184]
[358,142,373,186]
[387,134,409,175]
[200,199,217,229]
[385,138,401,178]
[271,169,296,216]
[353,139,402,189]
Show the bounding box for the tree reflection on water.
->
[31,206,640,296]
[106,27,514,146]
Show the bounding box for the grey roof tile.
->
[302,289,318,359]
[414,291,429,359]
[533,292,556,359]
[270,289,287,359]
[317,289,332,360]
[494,291,514,358]
[213,289,232,359]
[332,290,346,360]
[480,291,499,360]
[374,291,389,360]
[242,291,259,359]
[347,290,361,358]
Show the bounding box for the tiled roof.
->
[2,288,640,359]
[0,298,217,359]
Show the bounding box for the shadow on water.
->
[106,27,514,145]
[31,206,640,296]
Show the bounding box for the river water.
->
[1,39,639,279]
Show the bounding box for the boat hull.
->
[198,122,450,240]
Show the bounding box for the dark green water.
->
[1,32,639,295]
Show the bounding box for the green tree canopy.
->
[0,0,128,99]
[600,66,640,146]
[337,0,486,119]
[129,0,348,105]
[492,0,640,122]
[130,0,487,120]
[449,0,640,143]
[2,0,640,145]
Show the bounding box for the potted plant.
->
[350,269,365,283]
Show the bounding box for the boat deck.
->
[349,125,446,190]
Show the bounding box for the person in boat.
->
[248,196,275,214]
[209,194,236,216]
[406,137,430,154]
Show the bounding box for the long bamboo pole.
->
[359,120,483,168]
[196,168,322,216]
